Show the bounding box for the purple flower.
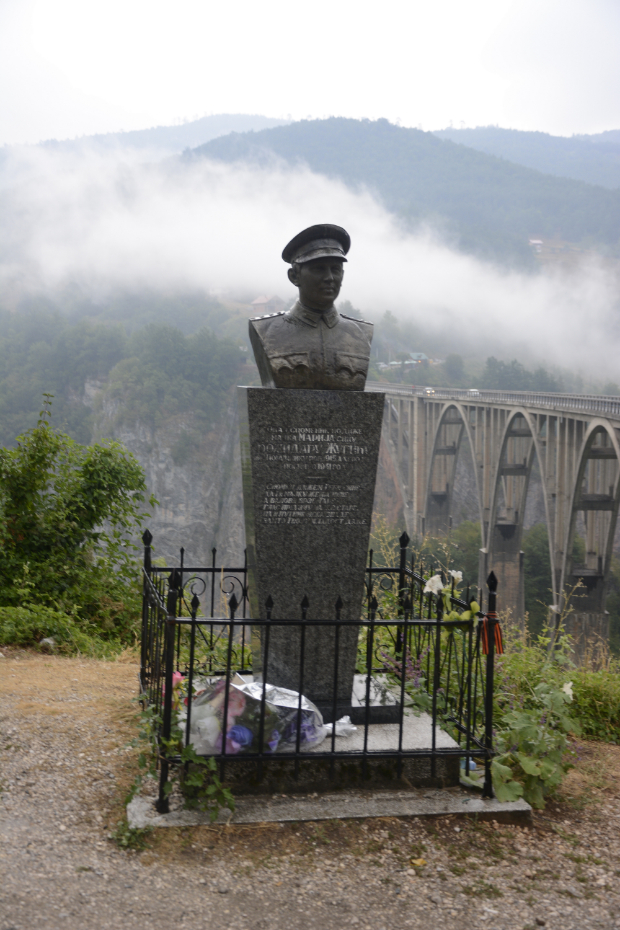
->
[283,711,320,745]
[228,725,253,748]
[268,730,280,752]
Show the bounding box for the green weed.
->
[110,820,152,851]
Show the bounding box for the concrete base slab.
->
[181,710,463,793]
[307,712,459,753]
[127,787,532,829]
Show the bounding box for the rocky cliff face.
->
[92,387,245,569]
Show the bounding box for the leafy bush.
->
[571,663,620,743]
[0,397,153,650]
[488,616,620,805]
[491,678,577,808]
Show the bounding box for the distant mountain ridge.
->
[37,114,290,155]
[583,129,620,147]
[186,117,620,267]
[434,126,620,190]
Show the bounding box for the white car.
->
[467,388,481,396]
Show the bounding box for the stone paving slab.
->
[128,786,532,828]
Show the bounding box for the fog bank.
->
[1,145,618,378]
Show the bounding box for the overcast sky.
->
[1,0,619,146]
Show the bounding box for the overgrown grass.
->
[0,603,139,657]
[475,612,620,806]
[496,613,620,744]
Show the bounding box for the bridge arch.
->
[484,408,554,623]
[560,419,620,650]
[424,402,482,536]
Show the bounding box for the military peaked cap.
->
[282,224,350,264]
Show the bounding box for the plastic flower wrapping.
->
[176,675,328,756]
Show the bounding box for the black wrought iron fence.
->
[139,530,500,813]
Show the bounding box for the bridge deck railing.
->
[366,381,620,419]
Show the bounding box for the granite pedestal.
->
[238,387,384,714]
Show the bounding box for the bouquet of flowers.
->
[176,675,327,756]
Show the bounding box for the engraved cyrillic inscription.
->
[252,423,371,526]
[260,483,366,526]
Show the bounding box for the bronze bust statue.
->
[249,224,373,391]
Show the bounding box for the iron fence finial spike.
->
[301,595,309,610]
[399,531,410,548]
[487,571,498,592]
[265,595,274,610]
[142,528,153,546]
[229,592,238,613]
[371,595,378,610]
[191,593,200,613]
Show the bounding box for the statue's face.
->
[288,258,345,311]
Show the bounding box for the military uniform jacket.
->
[249,300,373,391]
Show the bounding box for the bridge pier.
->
[563,610,609,660]
[480,542,525,628]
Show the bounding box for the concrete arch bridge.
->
[367,382,620,649]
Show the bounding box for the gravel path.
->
[1,651,620,930]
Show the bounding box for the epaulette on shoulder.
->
[250,310,286,322]
[340,313,373,325]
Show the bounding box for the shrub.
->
[0,396,153,651]
[487,614,620,805]
[0,605,123,657]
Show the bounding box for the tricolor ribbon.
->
[480,611,504,655]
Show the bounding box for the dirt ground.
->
[1,650,620,930]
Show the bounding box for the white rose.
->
[423,574,444,595]
[449,570,463,583]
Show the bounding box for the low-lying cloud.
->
[1,144,619,378]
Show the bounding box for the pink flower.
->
[225,689,246,727]
[168,671,184,711]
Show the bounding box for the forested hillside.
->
[189,118,620,267]
[435,126,620,190]
[0,308,245,448]
[3,299,615,452]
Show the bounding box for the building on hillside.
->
[250,295,286,315]
[377,352,429,371]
